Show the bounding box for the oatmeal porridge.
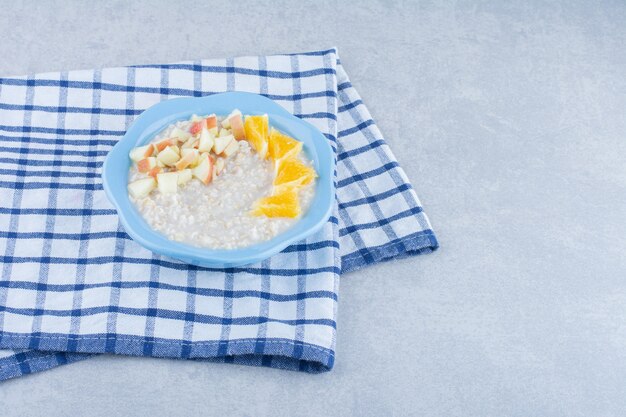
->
[127,110,317,249]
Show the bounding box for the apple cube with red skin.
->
[157,172,179,194]
[189,121,203,135]
[129,144,154,162]
[155,138,176,152]
[192,154,214,185]
[137,157,157,173]
[156,145,181,166]
[176,149,199,170]
[229,113,245,140]
[147,166,162,178]
[205,114,218,135]
[128,178,156,198]
[213,134,234,154]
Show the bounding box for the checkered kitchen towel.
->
[0,48,437,380]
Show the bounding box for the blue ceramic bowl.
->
[102,92,335,268]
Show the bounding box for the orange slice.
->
[244,114,269,158]
[273,158,316,189]
[268,128,303,161]
[252,187,300,218]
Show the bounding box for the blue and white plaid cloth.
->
[0,48,437,380]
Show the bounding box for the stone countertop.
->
[1,1,625,416]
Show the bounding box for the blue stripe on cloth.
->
[0,280,338,302]
[0,255,342,275]
[0,78,337,102]
[0,48,436,379]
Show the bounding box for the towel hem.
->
[341,229,438,273]
[0,332,334,380]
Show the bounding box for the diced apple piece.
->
[177,168,192,185]
[205,114,218,135]
[156,145,181,167]
[157,172,179,194]
[129,144,154,162]
[229,113,245,140]
[176,149,199,170]
[181,148,199,159]
[181,135,198,149]
[147,166,161,178]
[221,139,239,157]
[215,158,225,176]
[192,154,214,185]
[221,109,241,128]
[218,128,231,137]
[128,178,156,198]
[213,134,234,154]
[170,126,191,142]
[156,159,165,168]
[137,157,157,173]
[190,120,203,135]
[200,152,214,168]
[197,127,215,152]
[155,138,176,152]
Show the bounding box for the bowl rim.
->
[101,91,335,268]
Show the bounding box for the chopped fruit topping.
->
[215,158,225,176]
[229,113,245,140]
[128,178,156,198]
[268,128,303,161]
[192,153,214,185]
[176,148,199,170]
[157,172,178,193]
[221,139,239,157]
[147,166,162,178]
[129,144,154,162]
[274,158,316,188]
[137,157,157,173]
[221,109,242,128]
[197,127,215,152]
[128,111,316,214]
[181,135,198,149]
[244,114,269,159]
[155,138,176,152]
[189,121,203,135]
[177,168,192,185]
[252,188,301,218]
[156,145,181,167]
[213,134,234,154]
[170,127,191,142]
[205,114,218,135]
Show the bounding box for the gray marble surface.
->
[1,1,626,416]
